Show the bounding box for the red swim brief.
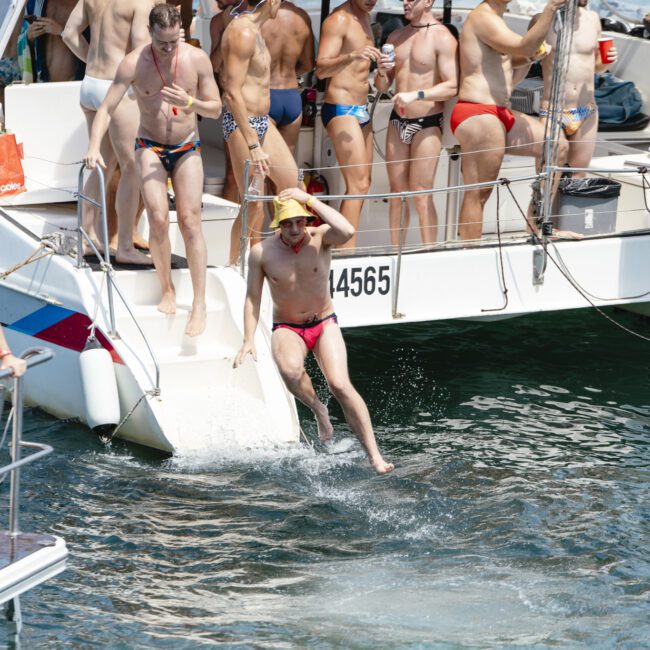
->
[450,101,516,135]
[272,313,338,350]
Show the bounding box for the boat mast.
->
[538,0,579,232]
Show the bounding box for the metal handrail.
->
[76,164,116,336]
[74,164,161,395]
[0,347,54,537]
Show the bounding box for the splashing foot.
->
[314,403,333,442]
[370,455,394,474]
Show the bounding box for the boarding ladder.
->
[0,347,67,640]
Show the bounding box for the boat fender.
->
[79,336,120,432]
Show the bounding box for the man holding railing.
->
[374,0,458,247]
[84,5,222,336]
[0,327,26,377]
[452,0,568,241]
[233,187,394,474]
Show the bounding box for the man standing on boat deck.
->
[452,0,568,241]
[221,0,301,266]
[0,327,26,378]
[373,0,458,246]
[63,0,159,265]
[84,4,222,336]
[233,187,394,475]
[531,0,617,179]
[261,0,315,155]
[316,0,393,249]
[210,0,245,206]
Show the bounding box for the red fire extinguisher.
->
[305,172,329,227]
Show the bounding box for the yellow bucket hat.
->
[270,197,313,229]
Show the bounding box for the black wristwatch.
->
[417,89,425,100]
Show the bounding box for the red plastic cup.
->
[598,37,614,63]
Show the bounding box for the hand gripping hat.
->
[270,197,314,229]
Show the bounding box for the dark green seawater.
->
[1,309,649,648]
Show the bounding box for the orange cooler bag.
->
[0,134,26,196]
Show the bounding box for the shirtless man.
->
[316,1,394,249]
[234,187,394,474]
[221,0,300,265]
[374,0,458,246]
[261,0,315,154]
[451,0,568,241]
[24,0,83,82]
[84,4,222,336]
[533,0,617,178]
[209,0,244,205]
[63,0,157,264]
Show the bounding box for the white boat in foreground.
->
[1,1,649,451]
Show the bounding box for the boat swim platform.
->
[0,533,67,605]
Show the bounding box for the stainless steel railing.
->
[0,348,54,538]
[75,164,161,395]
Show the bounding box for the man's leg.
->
[567,109,598,178]
[326,116,373,249]
[135,148,176,314]
[265,121,300,193]
[508,111,569,233]
[385,122,411,247]
[455,115,506,241]
[227,128,264,266]
[271,329,334,441]
[409,126,442,245]
[81,107,118,255]
[276,113,302,157]
[223,143,239,204]
[314,324,394,474]
[171,150,208,337]
[108,94,151,265]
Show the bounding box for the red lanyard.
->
[151,44,179,116]
[281,233,307,254]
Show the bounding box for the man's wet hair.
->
[149,4,182,29]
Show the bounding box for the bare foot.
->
[370,455,395,474]
[158,290,176,315]
[551,230,584,240]
[115,247,154,266]
[314,403,334,442]
[185,303,207,337]
[83,241,115,258]
[133,233,150,251]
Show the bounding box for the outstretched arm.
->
[476,0,565,58]
[62,0,90,62]
[233,245,265,368]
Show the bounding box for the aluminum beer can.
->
[381,43,395,64]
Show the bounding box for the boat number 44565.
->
[329,265,391,298]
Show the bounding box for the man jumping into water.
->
[233,187,394,474]
[84,4,222,336]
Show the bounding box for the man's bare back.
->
[80,0,157,78]
[318,1,377,105]
[261,1,314,89]
[261,228,334,324]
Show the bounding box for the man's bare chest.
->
[396,34,436,71]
